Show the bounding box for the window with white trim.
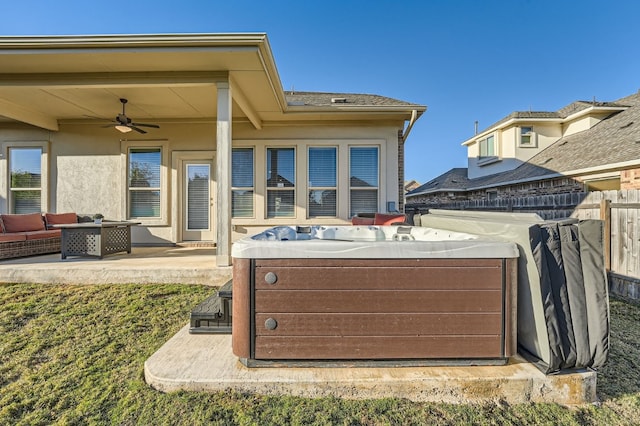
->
[232,147,254,218]
[308,146,337,217]
[266,147,295,218]
[519,126,536,147]
[349,146,379,216]
[9,147,43,214]
[478,134,496,158]
[128,147,161,218]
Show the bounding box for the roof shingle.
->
[284,91,423,108]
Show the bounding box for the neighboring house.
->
[0,33,426,265]
[407,90,640,206]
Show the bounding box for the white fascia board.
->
[562,105,628,122]
[0,33,269,49]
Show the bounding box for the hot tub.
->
[231,225,519,366]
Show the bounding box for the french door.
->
[182,160,214,241]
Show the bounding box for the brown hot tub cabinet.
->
[231,226,519,366]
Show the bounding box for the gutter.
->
[402,109,419,141]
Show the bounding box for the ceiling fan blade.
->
[131,122,160,128]
[130,126,148,134]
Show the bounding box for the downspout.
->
[402,109,419,141]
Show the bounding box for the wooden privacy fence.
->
[406,192,589,220]
[407,189,640,280]
[572,190,640,280]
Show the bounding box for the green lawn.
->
[0,283,638,425]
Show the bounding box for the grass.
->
[0,283,639,425]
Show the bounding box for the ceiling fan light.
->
[115,125,132,133]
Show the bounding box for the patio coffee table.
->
[53,221,140,259]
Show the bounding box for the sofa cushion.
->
[351,216,375,225]
[23,229,61,240]
[1,213,46,233]
[374,213,407,226]
[44,212,78,228]
[0,233,27,242]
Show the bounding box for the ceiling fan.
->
[104,98,160,134]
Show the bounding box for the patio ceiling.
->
[0,34,285,131]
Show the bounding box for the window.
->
[479,134,496,157]
[9,147,42,214]
[128,148,161,218]
[232,148,254,218]
[520,126,535,147]
[266,147,295,218]
[308,147,337,217]
[349,146,378,216]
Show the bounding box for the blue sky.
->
[3,0,640,184]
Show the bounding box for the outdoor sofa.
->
[351,212,407,225]
[0,212,80,260]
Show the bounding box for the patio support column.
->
[216,80,232,266]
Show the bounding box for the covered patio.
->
[0,34,425,270]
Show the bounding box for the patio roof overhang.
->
[0,33,286,131]
[0,33,424,131]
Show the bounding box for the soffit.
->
[0,35,283,128]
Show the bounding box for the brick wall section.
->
[398,130,405,212]
[621,168,640,189]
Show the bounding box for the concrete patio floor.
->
[0,245,232,286]
[145,325,598,405]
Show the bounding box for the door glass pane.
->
[186,164,210,230]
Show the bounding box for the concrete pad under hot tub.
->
[144,324,597,405]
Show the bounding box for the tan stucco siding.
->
[1,120,402,245]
